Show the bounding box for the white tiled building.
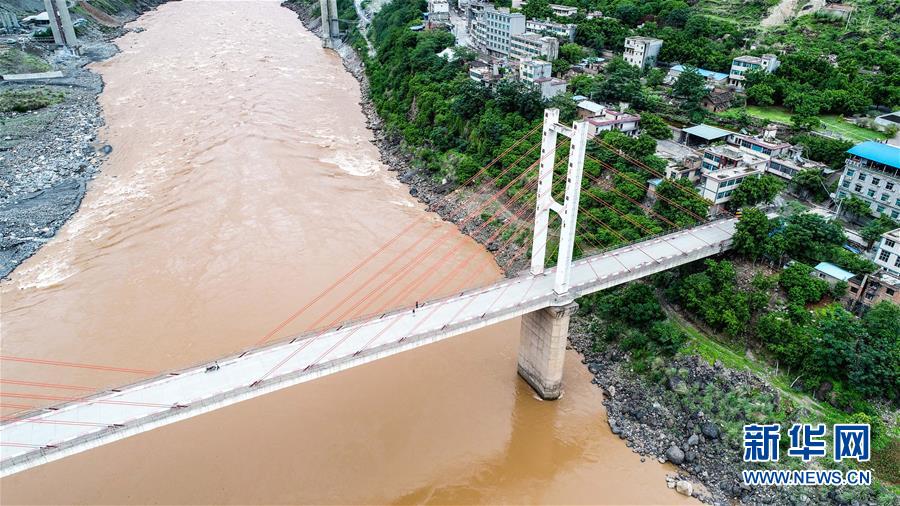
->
[428,0,450,23]
[549,3,578,17]
[623,36,662,70]
[525,19,576,42]
[509,32,559,61]
[471,6,526,56]
[697,144,768,210]
[519,59,567,99]
[587,110,641,137]
[873,228,900,276]
[836,142,900,219]
[728,54,780,90]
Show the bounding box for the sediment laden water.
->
[0,1,692,503]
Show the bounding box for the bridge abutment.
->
[517,302,578,400]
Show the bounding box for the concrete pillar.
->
[42,0,64,46]
[517,302,577,400]
[53,0,78,46]
[319,0,332,45]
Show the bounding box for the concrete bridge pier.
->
[517,302,578,400]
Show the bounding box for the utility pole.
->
[530,108,589,296]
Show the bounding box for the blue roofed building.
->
[665,64,729,87]
[812,262,855,286]
[836,141,900,219]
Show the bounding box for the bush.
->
[0,49,50,74]
[0,88,64,113]
[779,262,828,305]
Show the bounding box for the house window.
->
[855,184,863,192]
[872,177,881,186]
[879,250,891,262]
[847,169,855,177]
[882,194,890,201]
[895,257,900,268]
[893,210,900,219]
[839,191,847,198]
[858,173,867,181]
[877,205,885,213]
[888,288,896,296]
[887,182,895,190]
[888,239,897,248]
[867,189,876,197]
[842,180,850,188]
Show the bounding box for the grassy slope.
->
[745,106,890,142]
[667,306,900,488]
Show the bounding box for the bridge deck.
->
[1,218,738,476]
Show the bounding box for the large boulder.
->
[676,480,693,496]
[700,421,720,439]
[666,446,685,465]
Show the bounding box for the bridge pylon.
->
[529,108,589,296]
[319,0,341,48]
[518,108,589,400]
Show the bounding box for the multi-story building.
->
[586,109,641,137]
[698,145,768,210]
[549,3,578,17]
[848,271,900,310]
[519,59,552,81]
[428,0,450,23]
[623,36,662,70]
[504,60,566,100]
[725,133,825,181]
[700,165,765,209]
[700,144,768,174]
[525,19,576,42]
[873,228,900,276]
[727,132,790,156]
[509,32,559,61]
[471,6,526,57]
[728,54,780,90]
[836,141,900,219]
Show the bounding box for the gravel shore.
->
[0,2,165,278]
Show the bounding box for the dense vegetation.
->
[366,0,712,256]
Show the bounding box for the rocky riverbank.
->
[0,1,166,278]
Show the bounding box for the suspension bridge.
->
[1,109,746,477]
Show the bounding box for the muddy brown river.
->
[0,1,693,503]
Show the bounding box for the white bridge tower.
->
[516,108,589,400]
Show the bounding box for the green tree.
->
[852,302,900,400]
[746,84,775,106]
[778,213,846,264]
[639,112,671,139]
[559,43,587,64]
[840,195,871,222]
[860,215,899,250]
[522,0,552,19]
[672,66,708,120]
[792,135,853,169]
[732,208,772,262]
[728,175,785,210]
[779,262,829,305]
[652,179,710,227]
[791,169,828,201]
